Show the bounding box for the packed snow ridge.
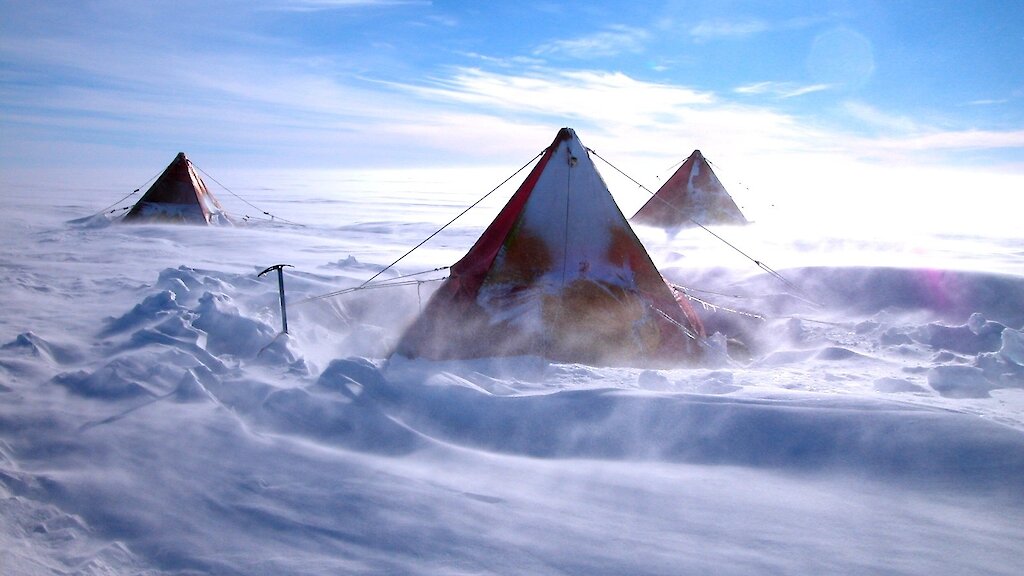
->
[1,197,1023,574]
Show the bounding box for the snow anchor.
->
[259,264,294,334]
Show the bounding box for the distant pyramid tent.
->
[123,152,230,225]
[631,150,747,229]
[394,128,705,367]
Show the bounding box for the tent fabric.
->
[394,128,705,367]
[123,152,229,225]
[631,150,747,229]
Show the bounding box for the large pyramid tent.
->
[123,152,230,225]
[631,150,747,229]
[394,128,705,367]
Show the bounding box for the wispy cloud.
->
[533,25,649,59]
[689,19,768,42]
[405,68,714,121]
[398,68,1024,172]
[394,67,826,170]
[874,129,1024,151]
[842,101,920,133]
[458,52,546,69]
[838,101,1024,156]
[965,98,1009,106]
[735,81,832,99]
[685,14,831,43]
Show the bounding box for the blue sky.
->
[1,0,1022,223]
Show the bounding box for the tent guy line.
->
[112,137,806,342]
[121,152,231,225]
[702,157,756,205]
[650,305,704,343]
[631,149,747,228]
[193,164,305,227]
[92,168,164,216]
[291,139,807,325]
[394,128,706,367]
[355,147,548,290]
[292,266,451,306]
[587,146,816,306]
[101,153,301,227]
[670,284,767,322]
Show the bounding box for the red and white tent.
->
[632,150,747,229]
[394,128,705,367]
[123,152,230,225]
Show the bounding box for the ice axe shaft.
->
[258,264,293,334]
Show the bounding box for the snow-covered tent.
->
[394,128,705,367]
[631,150,747,229]
[123,152,230,225]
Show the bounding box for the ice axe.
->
[258,264,293,334]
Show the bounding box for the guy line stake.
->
[258,264,294,334]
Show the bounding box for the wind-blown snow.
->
[1,175,1023,575]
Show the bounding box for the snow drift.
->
[1,184,1023,575]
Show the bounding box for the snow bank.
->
[2,197,1023,575]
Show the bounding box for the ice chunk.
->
[927,366,993,398]
[1000,328,1024,367]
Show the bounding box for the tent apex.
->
[631,146,747,229]
[555,127,576,142]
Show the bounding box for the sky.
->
[1,0,1023,228]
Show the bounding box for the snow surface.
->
[2,174,1023,575]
